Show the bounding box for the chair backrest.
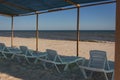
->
[0,43,14,52]
[46,49,62,62]
[20,46,32,56]
[88,50,107,69]
[0,43,6,51]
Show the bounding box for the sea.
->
[0,30,115,42]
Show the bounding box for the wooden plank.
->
[0,0,35,12]
[0,13,12,17]
[115,0,120,80]
[17,1,115,17]
[64,0,80,7]
[80,0,115,8]
[36,13,39,51]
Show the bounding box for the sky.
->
[0,3,116,30]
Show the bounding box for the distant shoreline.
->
[0,30,115,42]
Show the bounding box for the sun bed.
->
[0,43,22,59]
[39,49,85,73]
[0,43,7,59]
[19,46,47,64]
[78,50,114,80]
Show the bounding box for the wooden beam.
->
[11,16,14,47]
[115,0,120,80]
[81,0,116,8]
[64,0,80,7]
[36,13,39,51]
[0,11,17,16]
[17,1,115,17]
[0,0,35,12]
[0,13,12,17]
[76,7,80,57]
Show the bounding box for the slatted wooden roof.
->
[0,0,111,16]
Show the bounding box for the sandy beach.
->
[0,36,115,60]
[0,36,115,80]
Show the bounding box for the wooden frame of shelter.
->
[0,0,119,80]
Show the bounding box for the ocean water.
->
[0,30,115,42]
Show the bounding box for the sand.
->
[0,36,115,80]
[0,37,115,60]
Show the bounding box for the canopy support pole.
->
[76,7,80,57]
[115,0,120,80]
[36,13,39,51]
[11,16,14,47]
[64,0,80,57]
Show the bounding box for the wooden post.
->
[36,13,39,51]
[115,0,120,80]
[76,7,80,57]
[11,16,14,47]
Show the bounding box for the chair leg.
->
[15,56,21,62]
[112,72,114,80]
[2,52,7,59]
[76,60,88,79]
[43,62,47,69]
[54,64,61,73]
[11,54,15,59]
[81,68,88,79]
[34,58,38,64]
[104,72,109,80]
[64,64,69,71]
[25,57,31,64]
[89,71,93,78]
[3,54,7,59]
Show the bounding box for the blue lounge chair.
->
[39,49,85,73]
[19,46,47,64]
[0,43,21,59]
[78,50,114,80]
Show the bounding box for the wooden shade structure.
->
[0,0,119,80]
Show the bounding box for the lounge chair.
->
[19,46,47,64]
[39,49,85,73]
[78,50,114,80]
[0,43,21,59]
[0,43,7,59]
